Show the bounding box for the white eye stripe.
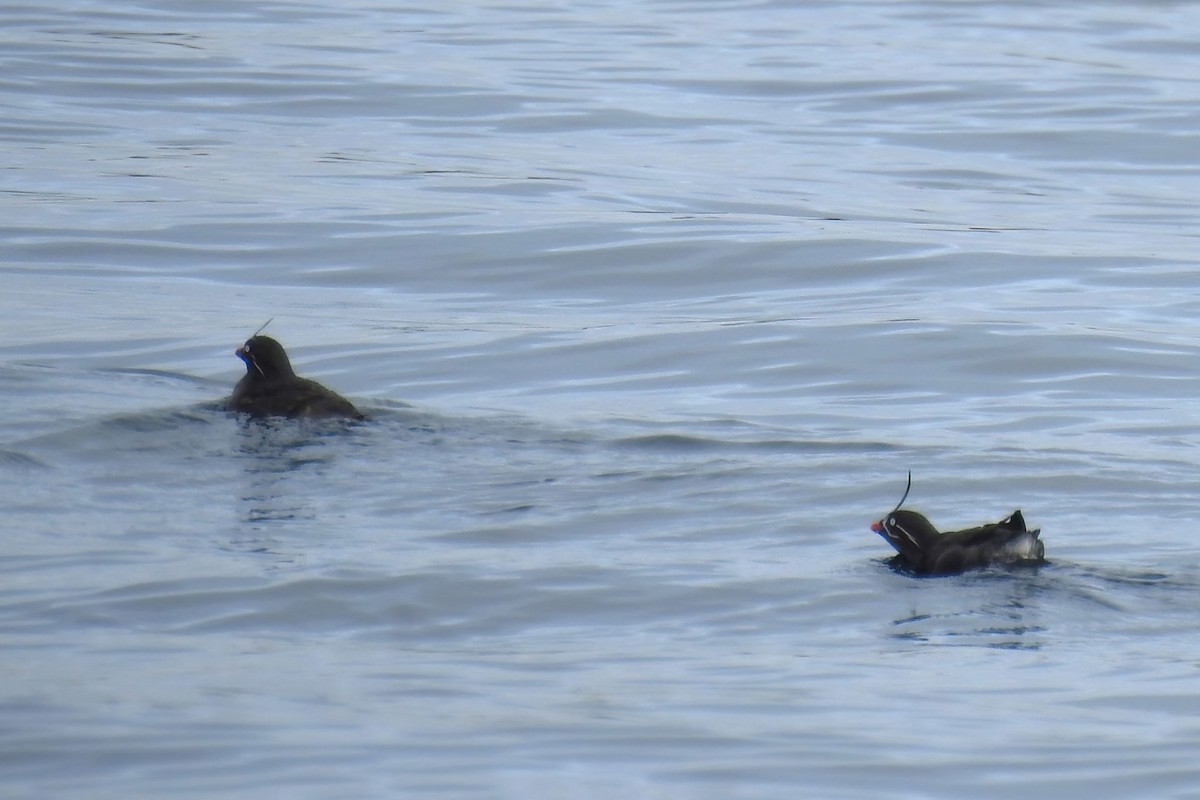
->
[887,518,920,548]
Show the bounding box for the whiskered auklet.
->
[229,334,363,420]
[870,473,1044,575]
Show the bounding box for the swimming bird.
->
[229,333,363,420]
[870,473,1044,575]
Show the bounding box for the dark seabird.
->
[871,474,1044,575]
[229,334,363,420]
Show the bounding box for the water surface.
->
[4,1,1200,798]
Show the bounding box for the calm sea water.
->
[4,1,1200,798]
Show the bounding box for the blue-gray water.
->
[4,1,1200,797]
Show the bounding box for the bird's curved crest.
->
[889,471,912,516]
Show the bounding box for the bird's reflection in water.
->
[224,415,349,563]
[886,566,1051,651]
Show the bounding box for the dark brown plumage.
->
[228,335,363,420]
[872,509,1044,575]
[870,475,1044,575]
